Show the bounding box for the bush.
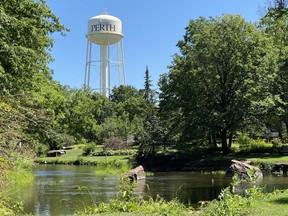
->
[237,133,253,146]
[271,138,282,148]
[103,137,129,150]
[92,149,136,156]
[237,134,272,153]
[82,143,96,156]
[0,192,23,215]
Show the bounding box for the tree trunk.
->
[208,134,212,146]
[228,132,233,148]
[212,130,217,148]
[221,129,229,155]
[152,141,155,154]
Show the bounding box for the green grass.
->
[197,180,288,216]
[35,148,131,168]
[35,148,83,164]
[246,155,288,165]
[199,190,288,216]
[248,190,288,216]
[95,162,132,175]
[200,152,288,164]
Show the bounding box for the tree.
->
[260,0,288,140]
[0,0,68,153]
[0,0,67,94]
[63,89,109,143]
[99,85,148,144]
[144,66,154,104]
[136,67,166,155]
[110,85,147,121]
[159,15,278,154]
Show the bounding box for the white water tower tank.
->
[84,12,126,98]
[87,14,124,45]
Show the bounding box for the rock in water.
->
[226,159,263,181]
[125,165,145,181]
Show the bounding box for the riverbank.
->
[36,147,288,176]
[136,152,288,175]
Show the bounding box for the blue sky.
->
[46,0,265,90]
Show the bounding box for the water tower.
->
[84,12,126,97]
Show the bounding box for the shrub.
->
[103,137,129,150]
[237,134,272,153]
[92,149,136,156]
[0,192,23,215]
[82,143,96,156]
[271,138,282,148]
[237,133,253,146]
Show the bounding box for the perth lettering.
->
[91,24,116,32]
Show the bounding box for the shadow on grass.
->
[272,197,288,205]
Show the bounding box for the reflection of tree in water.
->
[141,172,232,205]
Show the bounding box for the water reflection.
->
[143,172,231,204]
[10,165,119,215]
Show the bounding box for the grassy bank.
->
[36,148,131,164]
[35,147,288,172]
[199,184,288,216]
[35,148,133,175]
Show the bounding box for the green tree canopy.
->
[0,0,68,153]
[260,0,288,139]
[159,15,278,154]
[0,0,67,93]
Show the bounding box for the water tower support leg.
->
[84,40,92,89]
[100,45,109,97]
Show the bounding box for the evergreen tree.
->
[144,66,154,104]
[136,67,165,155]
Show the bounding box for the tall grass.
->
[84,177,193,215]
[0,148,35,215]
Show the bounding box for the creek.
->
[8,164,288,215]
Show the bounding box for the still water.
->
[8,165,288,215]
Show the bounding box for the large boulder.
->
[226,160,263,181]
[124,165,145,181]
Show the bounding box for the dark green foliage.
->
[144,66,154,104]
[135,67,168,155]
[159,14,278,154]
